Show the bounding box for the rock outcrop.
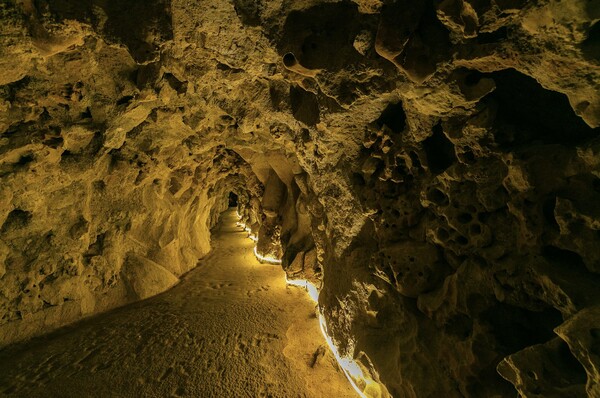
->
[1,0,599,396]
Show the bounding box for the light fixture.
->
[238,209,379,396]
[286,277,380,398]
[285,277,319,303]
[253,246,282,265]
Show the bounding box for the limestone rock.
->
[121,254,179,301]
[1,0,600,396]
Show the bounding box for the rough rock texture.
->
[1,0,599,397]
[0,211,356,398]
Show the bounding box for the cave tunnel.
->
[1,1,600,397]
[228,191,238,207]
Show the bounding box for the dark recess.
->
[290,86,320,126]
[422,124,456,174]
[45,0,173,63]
[476,27,509,44]
[484,69,600,148]
[1,209,32,234]
[480,303,563,354]
[582,21,600,61]
[228,192,238,207]
[232,0,262,26]
[278,2,367,72]
[376,102,407,134]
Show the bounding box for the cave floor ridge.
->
[0,209,355,398]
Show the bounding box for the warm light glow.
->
[238,209,379,396]
[237,209,377,396]
[236,221,254,238]
[285,278,320,303]
[236,210,378,396]
[236,214,282,265]
[286,277,380,398]
[318,314,382,398]
[253,246,282,265]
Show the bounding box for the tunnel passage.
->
[228,191,238,207]
[0,205,358,398]
[1,1,600,397]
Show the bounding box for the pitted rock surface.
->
[1,0,600,397]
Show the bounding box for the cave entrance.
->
[228,192,238,208]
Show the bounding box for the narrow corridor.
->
[0,210,355,398]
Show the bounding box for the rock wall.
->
[1,0,600,396]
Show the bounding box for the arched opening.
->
[228,191,238,207]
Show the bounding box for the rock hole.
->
[484,69,599,148]
[16,153,35,167]
[542,196,559,229]
[351,172,366,187]
[409,151,421,169]
[526,370,537,380]
[232,0,262,26]
[84,232,106,261]
[456,235,468,245]
[69,217,89,239]
[476,26,509,44]
[422,123,456,174]
[93,180,106,191]
[289,85,320,126]
[1,209,32,233]
[436,227,450,241]
[282,52,297,67]
[43,136,63,149]
[461,149,476,164]
[116,95,134,106]
[278,2,364,72]
[376,102,407,134]
[80,107,92,119]
[480,303,563,354]
[464,71,484,86]
[582,20,600,61]
[59,151,78,168]
[541,246,586,271]
[457,213,473,224]
[427,188,449,206]
[164,73,188,94]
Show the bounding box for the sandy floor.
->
[0,210,356,398]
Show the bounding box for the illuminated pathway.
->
[0,210,355,398]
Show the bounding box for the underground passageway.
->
[0,209,355,398]
[2,1,600,397]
